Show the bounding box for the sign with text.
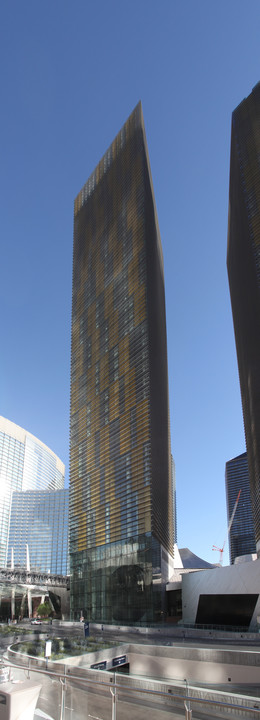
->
[112,655,127,667]
[45,641,52,658]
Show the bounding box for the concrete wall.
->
[127,643,260,684]
[90,620,260,643]
[182,558,260,630]
[54,642,260,686]
[7,641,260,719]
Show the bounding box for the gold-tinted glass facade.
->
[70,103,173,623]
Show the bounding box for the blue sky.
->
[1,1,259,565]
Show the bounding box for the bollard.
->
[59,678,65,720]
[110,673,117,720]
[184,679,192,719]
[184,700,192,719]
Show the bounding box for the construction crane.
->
[212,489,241,565]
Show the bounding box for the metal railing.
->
[4,656,260,720]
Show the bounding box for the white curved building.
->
[0,416,65,568]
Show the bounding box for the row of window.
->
[78,433,150,477]
[78,125,139,218]
[76,353,148,408]
[72,310,146,395]
[77,236,144,311]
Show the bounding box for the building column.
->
[21,592,27,618]
[11,588,15,621]
[27,589,32,618]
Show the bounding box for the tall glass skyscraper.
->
[227,83,260,553]
[225,452,255,564]
[0,416,65,568]
[70,102,174,624]
[7,489,69,574]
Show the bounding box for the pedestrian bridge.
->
[0,568,70,620]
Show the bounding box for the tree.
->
[36,601,52,618]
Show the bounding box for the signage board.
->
[112,655,127,667]
[84,622,89,638]
[45,641,52,658]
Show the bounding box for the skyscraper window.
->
[227,83,260,552]
[70,102,174,623]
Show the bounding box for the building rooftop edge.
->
[0,416,65,474]
[73,100,165,280]
[226,451,247,465]
[74,100,142,213]
[232,80,260,118]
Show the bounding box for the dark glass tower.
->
[70,103,174,624]
[227,83,260,554]
[225,452,255,564]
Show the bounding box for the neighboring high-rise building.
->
[225,452,255,564]
[7,489,69,575]
[0,416,65,567]
[227,82,260,553]
[70,102,174,624]
[171,455,177,545]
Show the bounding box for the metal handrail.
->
[4,656,260,716]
